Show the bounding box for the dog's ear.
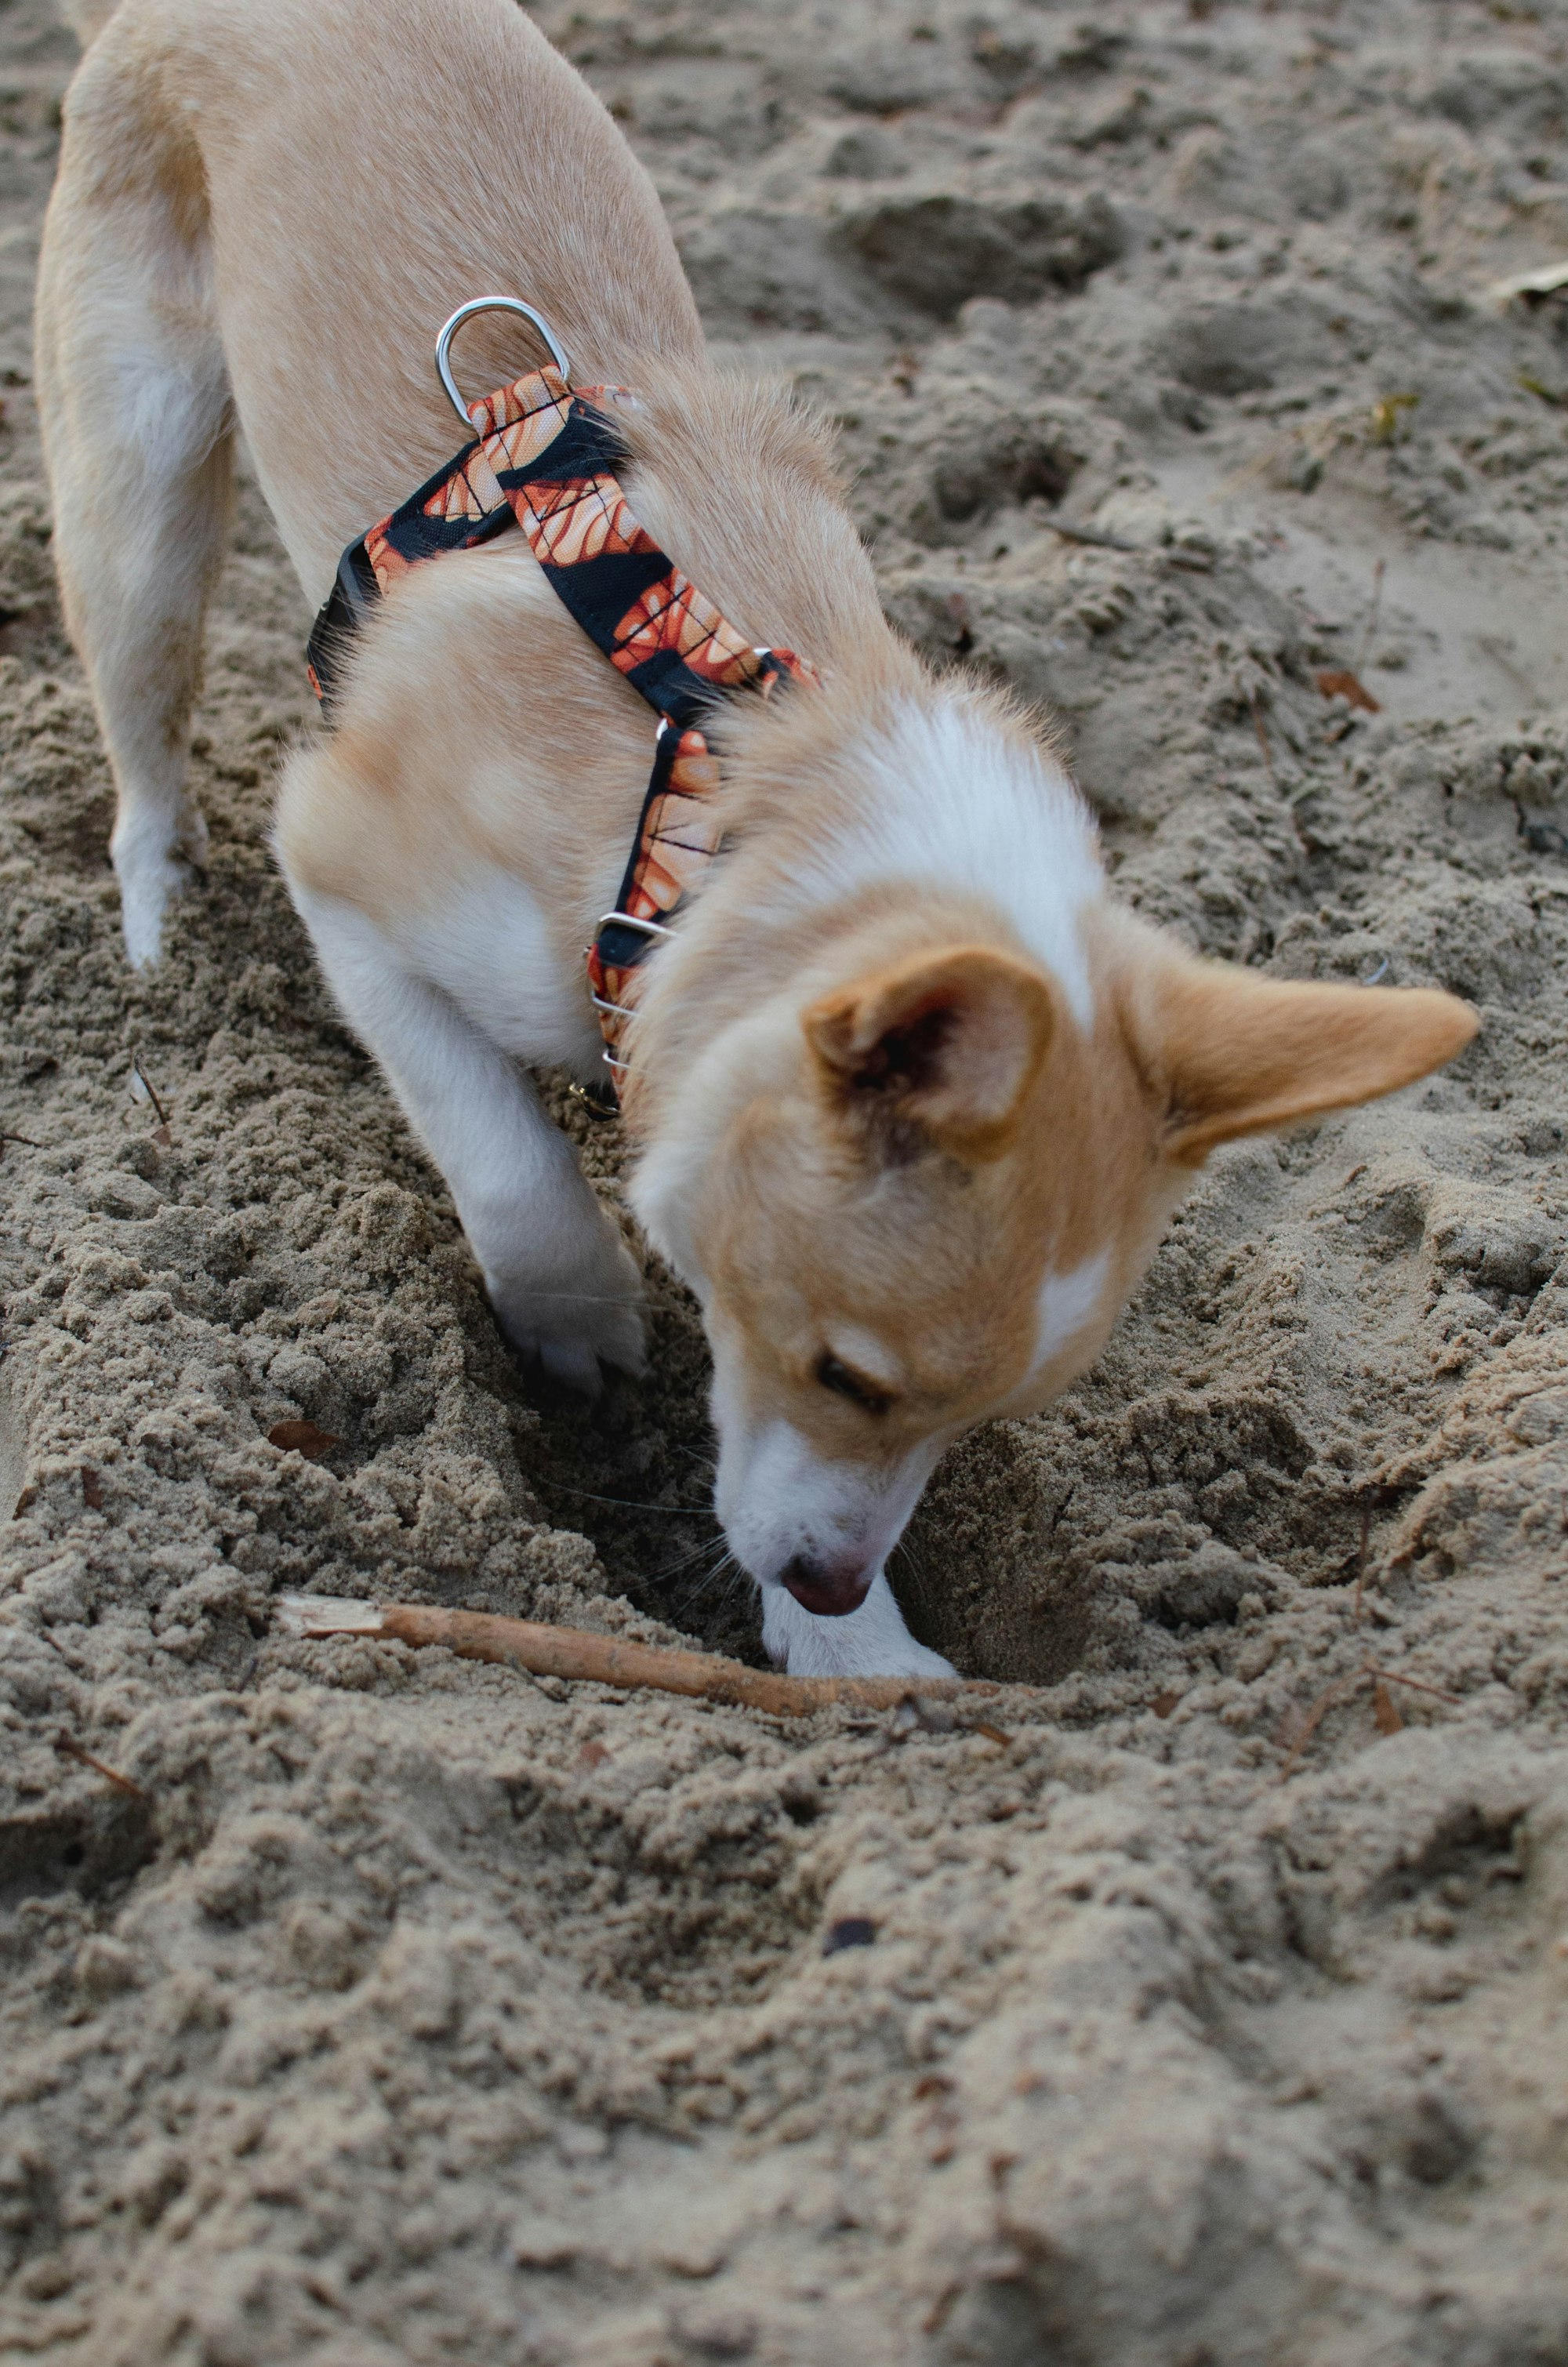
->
[1127,953,1478,1167]
[804,944,1054,1160]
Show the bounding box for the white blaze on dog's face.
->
[636,909,1476,1627]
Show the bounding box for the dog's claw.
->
[488,1232,647,1396]
[534,1335,608,1396]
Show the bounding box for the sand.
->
[4,1,1568,2359]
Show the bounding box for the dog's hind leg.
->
[35,42,233,968]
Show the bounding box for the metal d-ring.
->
[592,912,677,1079]
[595,911,677,946]
[434,296,573,424]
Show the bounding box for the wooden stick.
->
[275,1596,980,1718]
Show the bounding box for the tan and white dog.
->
[37,0,1476,1677]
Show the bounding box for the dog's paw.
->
[489,1228,647,1397]
[854,1635,959,1682]
[113,804,208,969]
[761,1571,957,1680]
[117,859,186,968]
[793,1631,958,1682]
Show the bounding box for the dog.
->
[36,0,1477,1678]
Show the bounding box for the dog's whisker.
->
[532,1479,717,1517]
[639,1534,731,1587]
[891,1537,937,1613]
[670,1549,742,1625]
[499,1291,652,1308]
[649,1529,731,1575]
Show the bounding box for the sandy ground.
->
[4,0,1568,2359]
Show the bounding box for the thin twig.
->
[1277,1655,1460,1781]
[1363,1665,1461,1704]
[129,1058,169,1127]
[0,1132,42,1150]
[276,1596,979,1717]
[1045,517,1141,553]
[1250,690,1276,785]
[54,1730,144,1799]
[1352,556,1386,678]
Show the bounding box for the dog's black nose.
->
[779,1552,872,1617]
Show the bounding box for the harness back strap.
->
[306,363,815,1104]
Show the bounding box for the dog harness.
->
[306,298,816,1109]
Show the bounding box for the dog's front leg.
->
[288,883,644,1393]
[760,1573,957,1681]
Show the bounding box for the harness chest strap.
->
[305,360,817,1107]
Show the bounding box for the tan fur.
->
[1114,938,1479,1165]
[661,888,1475,1501]
[37,0,1480,1671]
[805,943,1056,1161]
[700,923,1149,1443]
[58,0,116,42]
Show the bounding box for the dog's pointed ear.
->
[1126,952,1478,1167]
[804,944,1054,1160]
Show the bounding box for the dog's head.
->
[629,712,1476,1638]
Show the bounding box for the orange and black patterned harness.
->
[306,299,815,1113]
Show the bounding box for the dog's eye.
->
[815,1351,894,1415]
